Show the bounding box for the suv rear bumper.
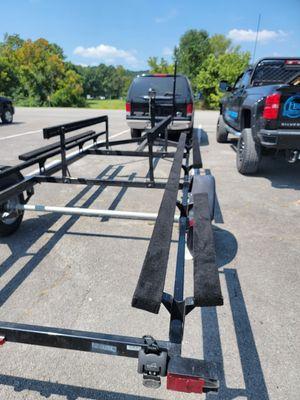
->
[126,116,193,131]
[257,129,300,149]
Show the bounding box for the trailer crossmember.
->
[0,111,223,395]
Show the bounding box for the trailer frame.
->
[0,105,223,395]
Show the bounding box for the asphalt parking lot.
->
[0,107,299,400]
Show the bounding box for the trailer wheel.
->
[131,129,142,138]
[1,108,13,124]
[236,129,261,174]
[0,166,24,237]
[216,115,228,143]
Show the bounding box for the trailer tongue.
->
[0,113,223,395]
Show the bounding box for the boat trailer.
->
[0,112,223,395]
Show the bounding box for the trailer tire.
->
[0,166,25,237]
[236,129,261,174]
[131,129,142,138]
[1,107,13,124]
[216,115,228,143]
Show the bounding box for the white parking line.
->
[0,129,42,141]
[27,128,129,176]
[109,128,129,139]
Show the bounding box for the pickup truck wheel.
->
[216,115,228,143]
[1,108,13,124]
[0,166,24,237]
[236,129,261,174]
[131,129,141,138]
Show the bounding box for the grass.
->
[87,99,125,110]
[86,99,207,110]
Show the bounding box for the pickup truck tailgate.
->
[279,87,300,129]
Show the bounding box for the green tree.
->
[51,69,85,107]
[0,56,19,97]
[75,63,133,99]
[196,51,251,109]
[0,34,85,107]
[177,29,211,88]
[209,34,232,57]
[147,57,174,74]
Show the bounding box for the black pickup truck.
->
[217,57,300,174]
[0,96,14,124]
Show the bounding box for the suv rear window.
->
[128,76,191,101]
[252,59,300,86]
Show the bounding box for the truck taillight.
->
[285,60,300,65]
[126,102,131,114]
[186,103,193,115]
[263,93,281,120]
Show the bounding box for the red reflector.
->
[285,60,300,65]
[263,93,281,119]
[126,102,131,113]
[167,373,205,394]
[186,103,193,115]
[189,218,195,227]
[0,336,5,345]
[153,73,168,77]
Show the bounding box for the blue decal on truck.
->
[282,95,300,119]
[225,109,238,120]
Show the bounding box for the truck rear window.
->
[252,59,300,86]
[128,76,191,100]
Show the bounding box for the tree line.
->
[148,30,250,109]
[0,34,137,107]
[0,31,250,109]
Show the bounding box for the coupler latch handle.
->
[137,335,168,389]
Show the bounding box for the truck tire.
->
[216,115,228,143]
[236,129,261,174]
[131,129,142,138]
[0,166,24,237]
[1,107,13,124]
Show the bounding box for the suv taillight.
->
[186,103,193,116]
[126,102,131,115]
[263,93,281,120]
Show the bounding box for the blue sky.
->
[2,0,300,70]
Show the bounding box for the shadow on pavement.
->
[0,121,25,128]
[0,374,160,400]
[203,226,269,400]
[230,140,300,190]
[0,164,126,306]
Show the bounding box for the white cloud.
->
[227,29,288,43]
[163,47,173,56]
[73,44,138,67]
[155,8,177,23]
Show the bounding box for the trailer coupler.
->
[137,336,219,394]
[138,336,167,389]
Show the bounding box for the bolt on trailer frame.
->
[0,111,223,395]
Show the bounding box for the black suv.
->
[0,97,14,124]
[126,74,194,138]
